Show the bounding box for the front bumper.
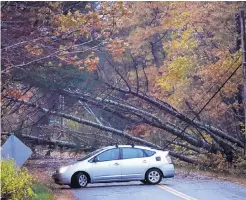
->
[52,173,71,185]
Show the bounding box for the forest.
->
[1,1,246,171]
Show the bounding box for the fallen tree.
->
[6,83,244,164]
[5,96,201,164]
[99,86,244,148]
[2,132,95,151]
[60,89,242,158]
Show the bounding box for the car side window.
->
[144,149,156,157]
[96,148,120,162]
[122,148,145,159]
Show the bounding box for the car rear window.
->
[122,148,145,159]
[143,149,156,157]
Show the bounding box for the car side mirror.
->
[93,156,99,162]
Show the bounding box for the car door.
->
[120,148,150,181]
[91,148,121,182]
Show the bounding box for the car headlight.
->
[59,165,73,173]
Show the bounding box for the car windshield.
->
[77,148,104,161]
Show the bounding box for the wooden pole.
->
[240,10,246,156]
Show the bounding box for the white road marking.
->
[157,184,199,200]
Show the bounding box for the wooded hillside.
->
[1,2,246,170]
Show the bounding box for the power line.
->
[164,56,240,142]
[191,57,240,112]
[165,62,242,149]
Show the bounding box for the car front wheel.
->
[146,169,162,184]
[70,172,88,188]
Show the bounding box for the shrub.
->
[1,159,35,200]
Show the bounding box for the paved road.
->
[72,177,246,200]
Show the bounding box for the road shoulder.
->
[175,167,246,187]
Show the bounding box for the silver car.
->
[52,145,174,188]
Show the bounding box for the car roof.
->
[103,145,163,151]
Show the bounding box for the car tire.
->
[70,172,88,188]
[145,169,162,185]
[140,180,148,184]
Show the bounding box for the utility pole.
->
[240,10,246,156]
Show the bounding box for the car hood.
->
[61,160,80,167]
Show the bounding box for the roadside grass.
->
[32,182,54,200]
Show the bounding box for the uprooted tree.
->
[1,2,246,169]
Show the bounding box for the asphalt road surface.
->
[72,177,246,200]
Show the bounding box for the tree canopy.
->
[1,2,246,168]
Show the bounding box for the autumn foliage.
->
[1,2,246,169]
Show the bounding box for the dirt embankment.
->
[25,156,76,200]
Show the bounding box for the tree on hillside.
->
[1,2,246,167]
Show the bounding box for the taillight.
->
[166,153,172,164]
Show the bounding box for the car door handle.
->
[114,163,120,166]
[142,160,147,163]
